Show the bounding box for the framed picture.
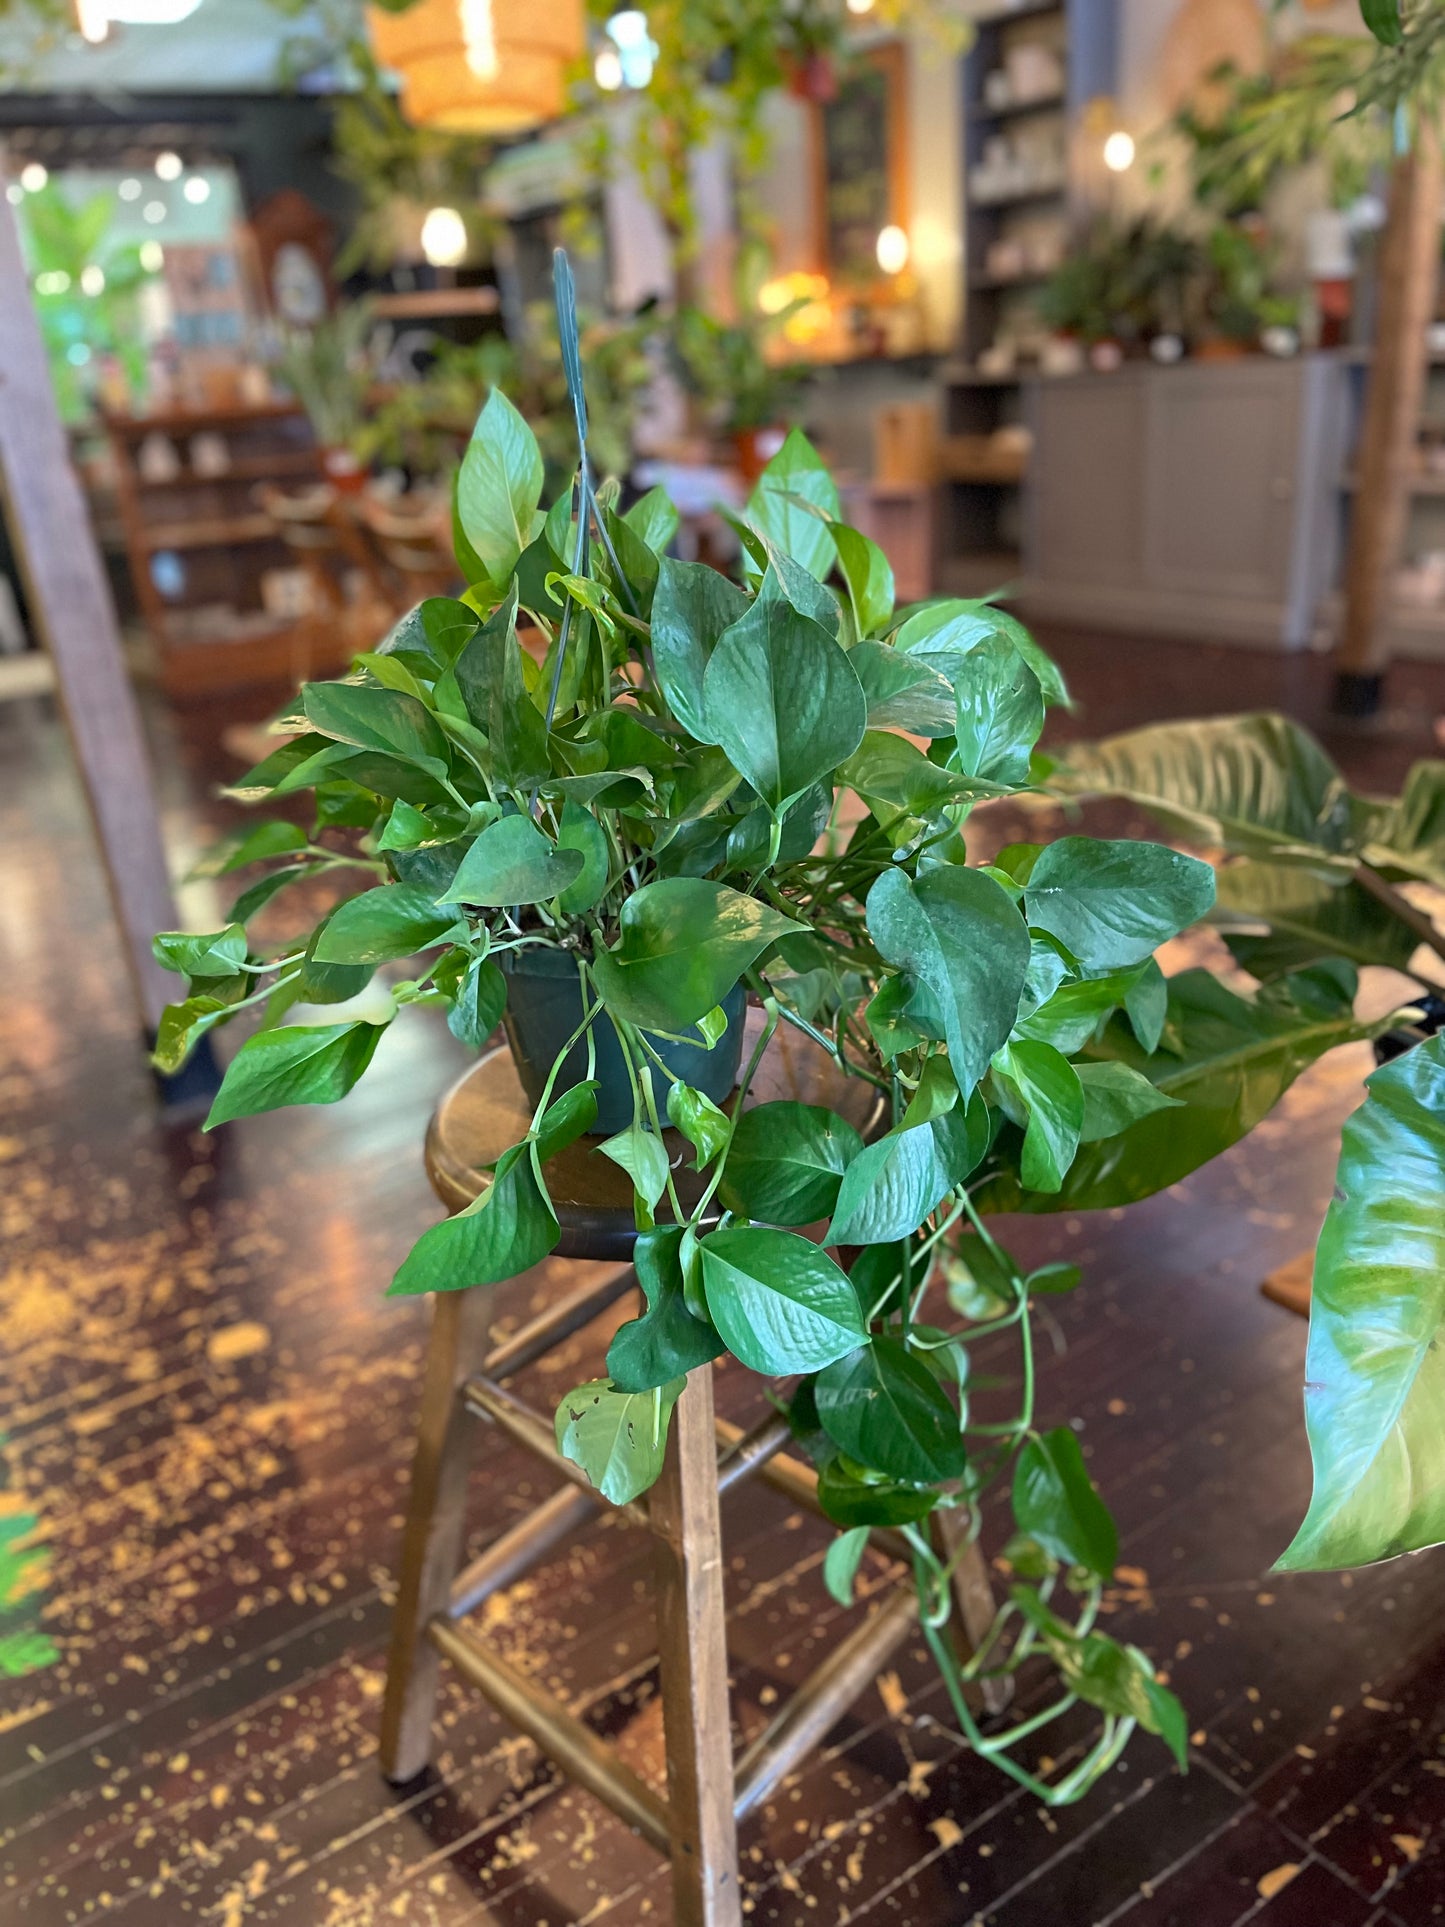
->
[811,43,909,292]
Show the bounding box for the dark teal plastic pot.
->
[498,946,748,1135]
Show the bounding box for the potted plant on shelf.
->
[152,252,1440,1807]
[670,298,809,483]
[276,300,376,490]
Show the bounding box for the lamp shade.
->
[369,0,585,134]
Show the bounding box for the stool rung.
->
[733,1585,919,1821]
[715,1410,792,1495]
[713,1418,909,1557]
[426,1616,671,1853]
[464,1375,651,1526]
[449,1484,601,1620]
[481,1266,637,1382]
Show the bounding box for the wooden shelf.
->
[129,450,321,489]
[139,514,282,552]
[371,287,500,320]
[940,438,1029,484]
[102,401,304,436]
[968,177,1068,209]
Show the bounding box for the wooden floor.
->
[4,629,1445,1927]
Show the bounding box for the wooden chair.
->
[380,1016,1003,1926]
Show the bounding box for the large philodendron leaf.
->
[1365,758,1445,890]
[1278,1036,1445,1571]
[980,970,1390,1214]
[1214,860,1420,979]
[700,591,867,812]
[1053,713,1371,871]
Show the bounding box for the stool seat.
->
[425,1009,886,1260]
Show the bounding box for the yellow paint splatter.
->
[1257,1863,1299,1900]
[877,1671,908,1719]
[207,1321,271,1364]
[1392,1834,1425,1863]
[930,1817,963,1850]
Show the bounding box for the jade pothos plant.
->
[152,255,1428,1807]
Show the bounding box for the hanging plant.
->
[152,252,1443,1804]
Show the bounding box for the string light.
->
[154,151,182,182]
[20,163,48,193]
[182,175,210,204]
[876,224,910,276]
[420,206,468,266]
[1103,130,1135,173]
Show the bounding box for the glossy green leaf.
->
[1012,1426,1117,1578]
[607,1225,725,1393]
[189,820,307,878]
[1124,958,1168,1053]
[1026,837,1216,971]
[452,588,551,790]
[555,1376,685,1507]
[554,799,610,915]
[591,879,802,1032]
[312,883,465,965]
[1075,1061,1183,1143]
[993,1039,1083,1193]
[816,1460,938,1528]
[1214,860,1418,978]
[666,1082,730,1169]
[816,1339,966,1483]
[985,971,1386,1214]
[1361,0,1403,45]
[152,993,237,1073]
[701,1226,866,1373]
[951,635,1044,786]
[650,558,752,740]
[1017,967,1146,1055]
[823,1526,871,1606]
[848,641,956,738]
[895,598,1069,708]
[229,864,310,924]
[1012,1590,1187,1767]
[746,428,840,581]
[417,596,480,663]
[866,865,1031,1092]
[827,1124,953,1245]
[390,1140,558,1293]
[700,592,867,812]
[206,1020,387,1128]
[832,522,894,639]
[456,388,545,586]
[439,815,585,907]
[153,924,247,980]
[447,955,507,1050]
[301,681,451,783]
[624,484,681,557]
[1279,1036,1445,1571]
[720,1102,863,1225]
[598,1124,671,1216]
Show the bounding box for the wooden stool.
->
[380,1017,1001,1925]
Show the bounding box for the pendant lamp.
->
[369,0,585,134]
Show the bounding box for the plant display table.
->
[379,1018,1001,1927]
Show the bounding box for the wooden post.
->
[1336,127,1444,715]
[0,165,179,1040]
[651,1365,742,1927]
[379,1288,493,1783]
[0,166,177,1033]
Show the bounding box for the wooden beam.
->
[0,165,177,1034]
[1337,127,1444,701]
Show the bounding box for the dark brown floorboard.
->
[2,627,1445,1925]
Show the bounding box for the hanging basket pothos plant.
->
[152,253,1444,1806]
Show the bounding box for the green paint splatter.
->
[0,1443,57,1677]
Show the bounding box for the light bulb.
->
[420,206,468,268]
[846,0,875,13]
[154,150,183,182]
[876,225,909,276]
[20,163,48,193]
[118,177,142,201]
[81,265,106,295]
[1103,130,1135,173]
[182,175,210,204]
[143,200,167,224]
[594,45,623,89]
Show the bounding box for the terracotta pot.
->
[322,446,367,493]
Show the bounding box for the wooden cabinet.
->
[1021,355,1349,649]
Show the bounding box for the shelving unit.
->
[939,0,1116,592]
[103,401,355,694]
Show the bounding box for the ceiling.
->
[0,0,338,95]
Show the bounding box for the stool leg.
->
[651,1365,741,1927]
[380,1288,492,1783]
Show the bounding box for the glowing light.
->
[154,150,183,182]
[139,239,164,272]
[594,45,623,89]
[81,265,106,295]
[35,270,71,295]
[420,205,468,267]
[182,175,210,204]
[876,224,910,276]
[846,0,874,13]
[462,0,498,78]
[20,163,48,193]
[143,200,167,224]
[1103,130,1135,173]
[75,0,109,40]
[605,8,655,86]
[5,185,21,206]
[118,177,142,201]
